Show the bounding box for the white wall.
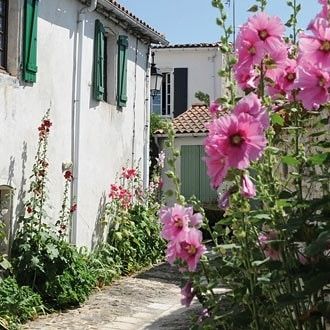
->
[0,0,149,248]
[153,47,223,106]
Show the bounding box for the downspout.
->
[71,0,98,245]
[143,46,151,190]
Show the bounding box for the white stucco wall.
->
[153,47,223,106]
[0,0,150,248]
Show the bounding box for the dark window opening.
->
[0,0,8,70]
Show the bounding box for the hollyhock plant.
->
[176,228,206,272]
[233,92,269,130]
[218,190,230,210]
[205,112,267,170]
[295,62,330,110]
[209,100,221,117]
[181,281,196,307]
[241,173,256,198]
[159,204,203,241]
[258,231,281,261]
[204,149,229,188]
[300,18,330,67]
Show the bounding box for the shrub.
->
[0,277,44,329]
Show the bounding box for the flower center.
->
[248,46,256,55]
[185,244,197,255]
[286,72,296,81]
[320,40,330,52]
[174,215,183,228]
[230,134,244,146]
[319,77,327,87]
[258,29,269,41]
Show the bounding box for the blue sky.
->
[119,0,321,44]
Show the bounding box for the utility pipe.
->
[71,0,98,245]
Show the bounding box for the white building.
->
[151,43,223,118]
[152,43,224,204]
[0,0,167,249]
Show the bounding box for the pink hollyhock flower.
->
[121,167,137,180]
[233,93,269,130]
[206,112,267,170]
[262,42,288,79]
[204,150,229,188]
[267,58,297,98]
[166,240,179,265]
[299,18,330,67]
[159,204,203,241]
[209,101,221,117]
[177,228,206,272]
[258,230,281,261]
[234,64,258,90]
[246,12,285,53]
[218,190,230,210]
[295,62,330,110]
[181,281,196,307]
[241,174,256,198]
[236,25,261,68]
[159,204,191,241]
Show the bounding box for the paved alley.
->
[23,263,202,330]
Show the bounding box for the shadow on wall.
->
[91,191,108,249]
[13,142,28,236]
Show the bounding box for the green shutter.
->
[23,0,39,83]
[117,35,128,107]
[93,20,106,101]
[181,145,217,203]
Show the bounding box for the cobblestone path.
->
[23,263,202,330]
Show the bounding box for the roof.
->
[152,42,219,49]
[155,104,212,136]
[80,0,168,45]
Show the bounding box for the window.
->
[161,72,172,116]
[151,68,188,118]
[0,0,7,70]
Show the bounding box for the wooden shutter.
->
[117,35,128,107]
[23,0,39,83]
[181,145,217,203]
[173,68,188,117]
[93,20,106,101]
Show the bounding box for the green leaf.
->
[308,153,328,165]
[271,113,285,126]
[0,258,12,270]
[282,155,300,166]
[247,4,258,12]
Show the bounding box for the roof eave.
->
[96,0,169,45]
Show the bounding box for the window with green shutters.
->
[23,0,38,83]
[180,145,218,204]
[93,19,106,101]
[117,35,128,107]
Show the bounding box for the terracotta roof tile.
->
[155,104,212,135]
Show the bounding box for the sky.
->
[118,0,321,44]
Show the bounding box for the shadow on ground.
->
[144,302,202,330]
[135,262,182,285]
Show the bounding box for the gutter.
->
[70,0,98,245]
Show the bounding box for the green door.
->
[181,145,217,204]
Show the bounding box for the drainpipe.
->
[71,0,98,245]
[143,46,151,190]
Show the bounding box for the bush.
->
[0,277,44,329]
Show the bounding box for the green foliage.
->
[12,232,97,308]
[150,113,168,135]
[0,277,44,329]
[195,91,210,106]
[107,203,165,274]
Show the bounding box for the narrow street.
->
[23,263,202,330]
